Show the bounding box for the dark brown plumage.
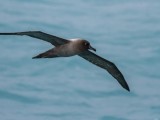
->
[0,31,130,91]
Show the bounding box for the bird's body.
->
[0,31,130,91]
[33,39,96,58]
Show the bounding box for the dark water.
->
[0,0,160,120]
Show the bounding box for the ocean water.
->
[0,0,160,120]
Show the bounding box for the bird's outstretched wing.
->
[0,31,129,91]
[0,31,69,46]
[79,51,130,91]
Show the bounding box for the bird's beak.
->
[89,45,96,52]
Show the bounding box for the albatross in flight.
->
[0,31,130,91]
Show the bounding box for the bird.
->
[0,31,130,91]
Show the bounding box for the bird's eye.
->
[84,42,89,46]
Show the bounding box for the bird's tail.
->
[32,53,46,59]
[32,49,58,59]
[32,53,58,59]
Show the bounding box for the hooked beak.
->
[89,45,96,52]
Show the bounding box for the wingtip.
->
[113,74,130,92]
[109,69,130,92]
[124,85,130,92]
[120,79,130,92]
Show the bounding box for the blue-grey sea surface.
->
[0,0,160,120]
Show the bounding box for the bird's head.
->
[77,39,96,52]
[82,40,96,52]
[69,38,96,52]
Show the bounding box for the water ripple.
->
[0,89,41,104]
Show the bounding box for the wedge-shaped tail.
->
[32,48,58,59]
